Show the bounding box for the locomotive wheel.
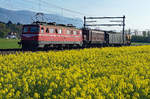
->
[22,44,28,51]
[22,44,38,51]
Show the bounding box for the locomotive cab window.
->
[41,27,44,33]
[30,27,39,33]
[23,27,28,33]
[23,26,39,33]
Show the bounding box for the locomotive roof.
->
[106,31,122,34]
[84,28,122,34]
[23,22,79,30]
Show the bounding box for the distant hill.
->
[0,7,83,27]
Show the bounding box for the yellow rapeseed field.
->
[0,46,150,99]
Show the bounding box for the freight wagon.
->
[106,31,131,46]
[106,31,125,46]
[82,29,106,47]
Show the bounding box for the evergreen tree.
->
[142,31,147,37]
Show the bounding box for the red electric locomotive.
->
[19,22,83,50]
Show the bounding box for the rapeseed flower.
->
[0,46,150,98]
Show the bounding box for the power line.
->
[22,0,63,15]
[4,0,88,18]
[9,0,60,15]
[23,0,86,24]
[25,0,90,16]
[1,0,37,12]
[1,0,91,17]
[41,0,88,16]
[0,0,85,26]
[14,1,62,22]
[43,1,87,16]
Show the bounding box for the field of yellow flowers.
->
[0,46,150,99]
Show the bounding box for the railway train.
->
[18,21,131,50]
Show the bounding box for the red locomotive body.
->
[20,22,83,49]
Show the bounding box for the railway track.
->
[0,49,25,55]
[0,49,47,55]
[0,48,77,55]
[0,45,141,55]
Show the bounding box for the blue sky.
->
[0,0,150,30]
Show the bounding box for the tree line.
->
[0,21,150,43]
[131,30,150,43]
[0,21,22,38]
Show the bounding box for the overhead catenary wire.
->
[22,0,82,18]
[0,0,90,19]
[24,0,87,25]
[39,0,89,16]
[22,0,89,17]
[1,0,38,12]
[2,0,61,17]
[0,0,90,27]
[0,0,15,9]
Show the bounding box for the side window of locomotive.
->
[23,27,28,33]
[73,31,77,35]
[58,29,62,34]
[41,27,44,33]
[30,27,39,33]
[67,30,70,34]
[49,28,54,33]
[46,28,49,33]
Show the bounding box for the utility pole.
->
[84,16,86,28]
[84,16,126,44]
[122,15,125,44]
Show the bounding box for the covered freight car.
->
[82,29,106,47]
[108,32,124,44]
[106,31,131,46]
